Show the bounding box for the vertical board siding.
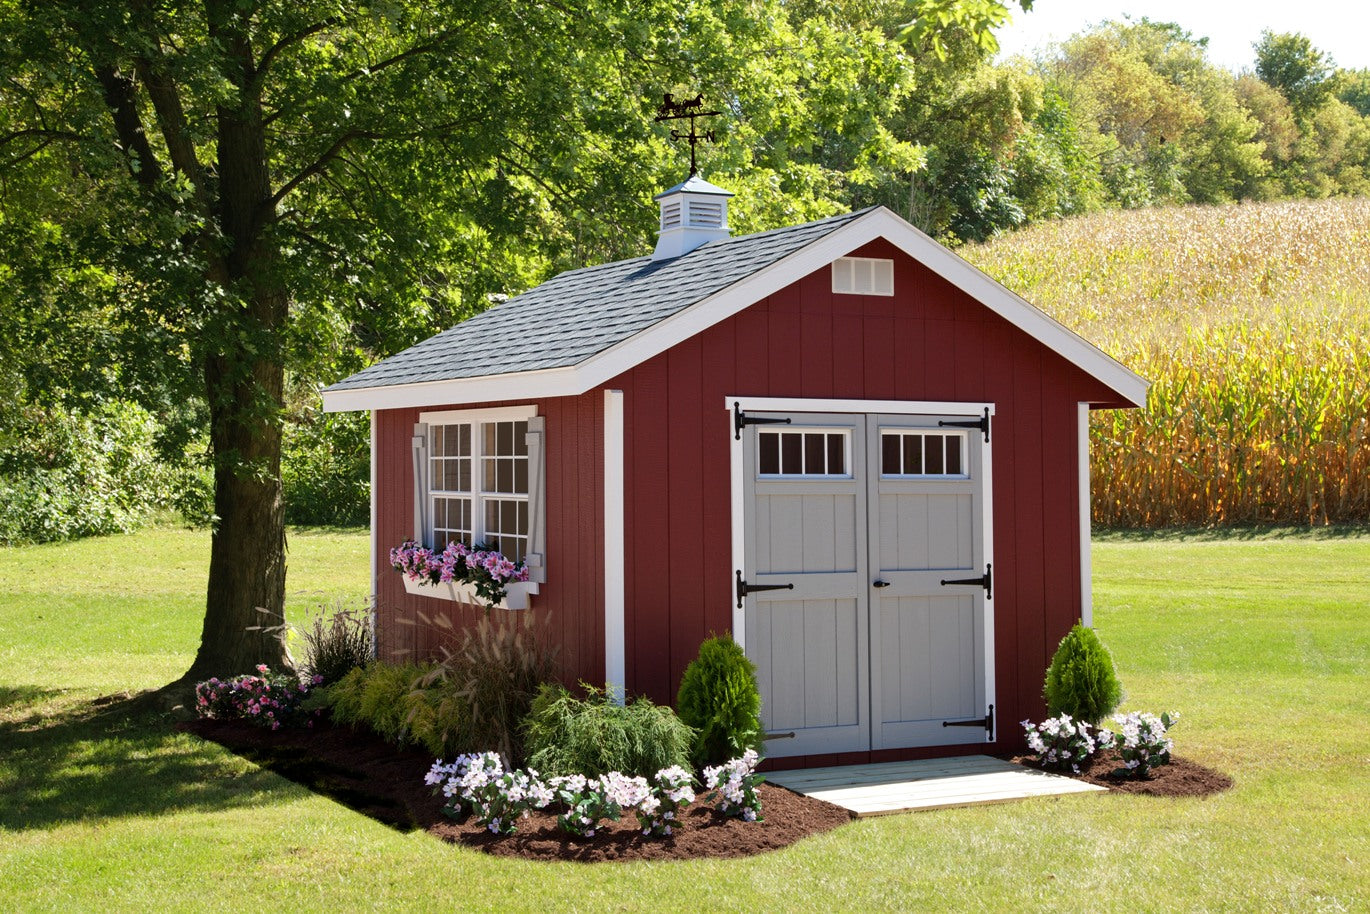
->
[372,396,605,688]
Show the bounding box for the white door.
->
[739,406,992,758]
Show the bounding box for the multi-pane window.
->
[431,419,530,562]
[758,429,849,477]
[880,430,967,478]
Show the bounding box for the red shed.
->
[322,174,1147,767]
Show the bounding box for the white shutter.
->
[523,416,547,583]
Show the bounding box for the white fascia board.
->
[321,365,583,413]
[322,206,1148,414]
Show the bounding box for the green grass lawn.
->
[1,526,1366,913]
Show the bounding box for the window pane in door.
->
[759,432,780,474]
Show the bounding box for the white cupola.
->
[651,173,734,260]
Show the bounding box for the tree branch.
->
[341,28,463,81]
[133,56,212,208]
[266,120,465,212]
[92,63,165,186]
[250,18,339,96]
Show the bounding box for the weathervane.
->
[653,92,722,175]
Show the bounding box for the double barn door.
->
[739,408,993,759]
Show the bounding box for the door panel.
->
[868,414,987,750]
[744,414,868,758]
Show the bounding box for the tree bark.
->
[181,6,291,682]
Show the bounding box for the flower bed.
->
[181,717,853,862]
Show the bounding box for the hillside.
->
[964,197,1370,526]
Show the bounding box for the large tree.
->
[2,0,1019,691]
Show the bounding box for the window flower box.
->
[401,574,539,610]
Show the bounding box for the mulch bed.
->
[181,719,1232,863]
[180,718,853,863]
[1009,748,1234,797]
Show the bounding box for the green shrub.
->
[410,613,557,764]
[324,661,437,746]
[1044,622,1123,726]
[523,683,695,778]
[0,401,186,545]
[300,602,374,687]
[676,635,764,767]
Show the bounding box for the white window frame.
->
[877,428,971,480]
[414,405,546,584]
[755,426,854,479]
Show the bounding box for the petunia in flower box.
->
[391,539,536,610]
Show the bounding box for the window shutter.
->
[523,417,547,583]
[411,423,428,543]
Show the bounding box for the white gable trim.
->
[322,207,1147,413]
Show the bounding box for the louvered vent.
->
[687,200,724,229]
[832,257,894,296]
[660,200,682,230]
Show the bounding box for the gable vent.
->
[832,257,894,296]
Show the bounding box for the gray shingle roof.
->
[327,207,873,392]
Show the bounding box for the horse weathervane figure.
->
[653,92,723,175]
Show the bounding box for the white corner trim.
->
[1078,402,1093,628]
[369,409,379,659]
[979,414,997,742]
[603,390,627,704]
[322,206,1147,414]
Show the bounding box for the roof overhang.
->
[323,207,1148,413]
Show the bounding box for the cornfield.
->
[965,197,1370,527]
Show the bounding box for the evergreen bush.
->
[676,635,765,767]
[522,683,695,778]
[1043,622,1123,725]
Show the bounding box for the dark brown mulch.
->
[180,718,853,863]
[1009,748,1234,797]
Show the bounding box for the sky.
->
[993,0,1370,73]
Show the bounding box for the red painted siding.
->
[372,235,1123,764]
[372,396,606,688]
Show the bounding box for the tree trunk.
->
[181,8,291,683]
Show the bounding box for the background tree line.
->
[4,9,1364,550]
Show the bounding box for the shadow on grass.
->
[1095,524,1370,543]
[0,690,298,832]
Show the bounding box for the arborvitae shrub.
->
[676,635,764,768]
[1043,622,1123,725]
[521,683,695,778]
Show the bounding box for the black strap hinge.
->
[734,402,792,440]
[939,563,992,600]
[939,407,990,443]
[735,569,794,608]
[942,704,994,738]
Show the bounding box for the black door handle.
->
[873,580,891,588]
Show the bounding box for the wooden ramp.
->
[765,755,1105,817]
